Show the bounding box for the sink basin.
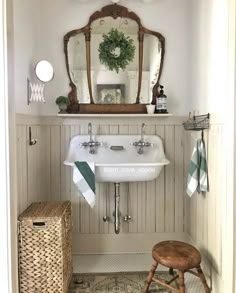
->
[64,135,169,182]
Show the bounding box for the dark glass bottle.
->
[156,85,167,113]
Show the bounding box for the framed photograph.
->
[97,84,125,104]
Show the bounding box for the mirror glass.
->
[141,34,162,104]
[66,21,162,104]
[35,60,54,82]
[91,17,139,104]
[68,34,89,102]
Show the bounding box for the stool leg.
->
[143,260,158,293]
[169,267,174,275]
[196,265,211,293]
[178,270,185,293]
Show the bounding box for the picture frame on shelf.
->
[96,84,125,104]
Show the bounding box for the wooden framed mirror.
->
[64,4,165,114]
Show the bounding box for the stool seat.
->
[152,240,201,271]
[143,240,211,293]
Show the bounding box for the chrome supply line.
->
[114,183,121,234]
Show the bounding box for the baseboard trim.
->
[72,232,189,254]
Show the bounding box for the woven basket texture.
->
[18,201,72,293]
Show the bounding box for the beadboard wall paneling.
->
[164,126,175,232]
[207,125,223,274]
[155,126,165,232]
[187,124,223,276]
[16,115,187,252]
[40,126,51,201]
[16,125,28,215]
[27,125,42,203]
[15,114,225,292]
[16,123,48,215]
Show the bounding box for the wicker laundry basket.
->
[18,201,72,293]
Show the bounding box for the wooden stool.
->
[143,240,211,293]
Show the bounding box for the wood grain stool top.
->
[152,240,201,271]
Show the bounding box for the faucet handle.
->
[132,141,139,147]
[79,141,103,146]
[79,142,89,147]
[145,142,153,147]
[91,141,103,147]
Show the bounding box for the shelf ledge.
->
[57,113,173,118]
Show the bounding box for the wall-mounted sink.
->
[64,135,169,182]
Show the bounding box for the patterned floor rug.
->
[67,272,177,293]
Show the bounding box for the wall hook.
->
[29,127,37,146]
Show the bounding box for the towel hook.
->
[29,126,37,146]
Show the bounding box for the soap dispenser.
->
[156,85,167,113]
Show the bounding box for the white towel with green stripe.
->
[73,161,96,208]
[186,139,209,197]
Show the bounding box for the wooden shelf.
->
[57,113,173,118]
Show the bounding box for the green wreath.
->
[98,28,135,73]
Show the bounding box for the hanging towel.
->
[73,161,96,208]
[186,141,199,197]
[186,139,209,197]
[198,139,209,193]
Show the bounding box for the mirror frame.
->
[64,4,165,114]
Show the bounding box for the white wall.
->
[189,0,229,115]
[36,0,192,115]
[13,0,41,115]
[1,0,14,291]
[188,0,235,292]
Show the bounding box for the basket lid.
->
[18,201,71,220]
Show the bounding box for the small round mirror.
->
[35,60,54,82]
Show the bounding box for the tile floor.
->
[73,253,164,274]
[71,254,209,292]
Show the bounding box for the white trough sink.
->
[64,135,169,182]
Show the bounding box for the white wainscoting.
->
[184,117,225,293]
[16,114,190,253]
[15,114,225,291]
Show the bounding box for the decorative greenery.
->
[55,96,69,105]
[98,28,135,73]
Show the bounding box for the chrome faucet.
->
[133,123,152,154]
[80,122,102,154]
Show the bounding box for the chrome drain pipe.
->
[114,183,121,234]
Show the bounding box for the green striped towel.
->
[186,139,209,197]
[73,161,95,208]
